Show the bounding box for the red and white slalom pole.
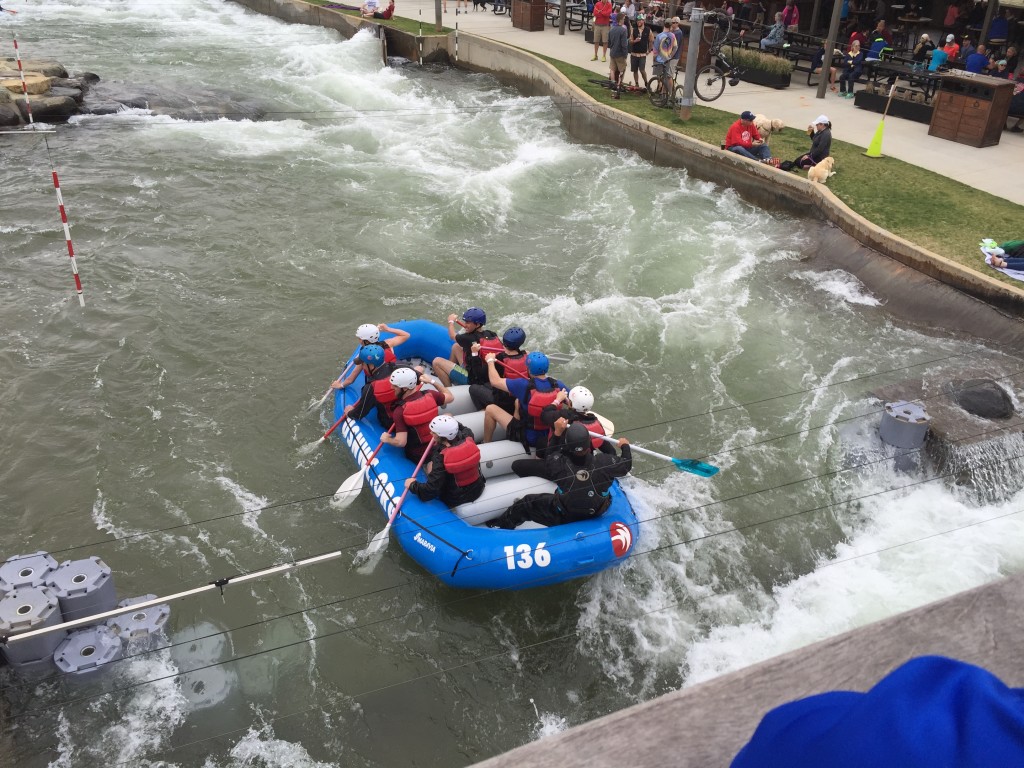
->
[10,31,85,306]
[50,169,85,306]
[12,35,34,125]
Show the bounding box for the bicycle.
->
[647,64,682,108]
[693,13,744,102]
[647,12,743,106]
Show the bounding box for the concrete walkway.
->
[402,2,1024,205]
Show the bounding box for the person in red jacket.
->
[405,414,486,507]
[592,0,614,63]
[725,110,773,162]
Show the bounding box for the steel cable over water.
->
[0,348,1008,568]
[8,422,1024,716]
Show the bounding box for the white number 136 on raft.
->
[503,543,551,570]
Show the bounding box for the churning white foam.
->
[683,482,1024,685]
[791,268,882,306]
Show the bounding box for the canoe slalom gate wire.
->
[6,30,85,306]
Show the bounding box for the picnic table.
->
[868,60,943,101]
[544,0,591,30]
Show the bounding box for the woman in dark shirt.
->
[796,116,832,168]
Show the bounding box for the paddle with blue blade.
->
[587,432,719,478]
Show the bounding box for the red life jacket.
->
[577,413,606,450]
[371,376,399,413]
[441,438,481,487]
[526,380,561,432]
[399,392,438,443]
[383,345,397,364]
[498,351,528,380]
[478,334,504,358]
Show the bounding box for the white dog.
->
[807,156,836,184]
[753,114,785,144]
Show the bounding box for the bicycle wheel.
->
[694,65,726,102]
[701,12,731,46]
[672,85,686,108]
[647,77,668,107]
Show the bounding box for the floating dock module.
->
[47,556,117,625]
[53,625,124,675]
[107,594,170,646]
[0,585,67,665]
[879,400,931,450]
[0,551,58,595]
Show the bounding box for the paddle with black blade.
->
[331,424,394,508]
[356,437,435,571]
[587,432,719,477]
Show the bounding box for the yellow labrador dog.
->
[807,156,835,184]
[752,114,785,144]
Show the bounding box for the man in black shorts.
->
[630,16,653,88]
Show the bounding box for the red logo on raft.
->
[609,522,633,558]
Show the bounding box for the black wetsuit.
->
[490,444,632,529]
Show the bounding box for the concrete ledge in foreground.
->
[469,570,1024,768]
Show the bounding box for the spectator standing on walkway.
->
[761,13,786,50]
[670,17,685,78]
[609,15,631,96]
[629,16,653,87]
[781,0,800,31]
[725,110,773,162]
[621,0,636,23]
[592,0,614,62]
[653,21,679,80]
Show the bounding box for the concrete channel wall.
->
[230,0,1024,315]
[470,570,1024,768]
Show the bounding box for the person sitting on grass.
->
[725,110,773,162]
[981,238,1024,269]
[780,115,831,171]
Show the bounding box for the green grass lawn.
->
[541,57,1024,284]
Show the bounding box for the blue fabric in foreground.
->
[731,656,1024,768]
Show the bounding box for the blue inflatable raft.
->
[332,319,640,590]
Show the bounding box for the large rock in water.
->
[1,73,51,94]
[947,379,1015,420]
[0,58,68,78]
[15,95,78,123]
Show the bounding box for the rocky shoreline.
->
[0,56,270,125]
[0,58,101,125]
